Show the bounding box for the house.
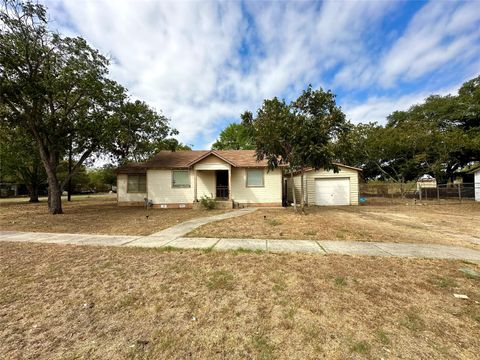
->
[117,150,361,208]
[468,164,480,202]
[286,165,361,206]
[116,150,283,208]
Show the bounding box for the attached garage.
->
[286,164,361,206]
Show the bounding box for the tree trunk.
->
[290,170,297,212]
[28,184,39,203]
[47,179,63,214]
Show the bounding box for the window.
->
[127,175,146,193]
[246,169,264,187]
[172,170,190,188]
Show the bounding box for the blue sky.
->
[46,0,480,149]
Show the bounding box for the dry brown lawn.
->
[0,195,226,236]
[189,203,480,250]
[1,242,479,359]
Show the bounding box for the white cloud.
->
[343,83,462,125]
[45,0,396,148]
[43,0,479,148]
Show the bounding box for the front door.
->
[215,170,229,199]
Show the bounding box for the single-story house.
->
[286,164,361,206]
[117,150,361,208]
[117,150,283,208]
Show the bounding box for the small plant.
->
[206,270,235,290]
[200,195,216,210]
[350,340,371,354]
[334,276,347,287]
[266,219,281,226]
[252,334,275,360]
[433,276,457,288]
[376,329,390,345]
[401,308,425,332]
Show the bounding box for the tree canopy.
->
[0,0,179,213]
[245,86,348,210]
[337,76,480,183]
[212,122,255,150]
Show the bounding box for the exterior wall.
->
[230,167,282,205]
[287,167,360,205]
[196,170,216,198]
[194,154,231,170]
[475,170,480,202]
[117,174,146,205]
[147,169,194,204]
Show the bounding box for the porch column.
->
[194,169,197,201]
[228,167,232,200]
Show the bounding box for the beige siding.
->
[288,167,360,205]
[147,169,194,204]
[231,168,282,204]
[117,174,146,202]
[196,170,216,198]
[194,154,231,170]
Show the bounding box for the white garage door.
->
[315,178,350,206]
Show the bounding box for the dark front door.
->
[216,170,229,199]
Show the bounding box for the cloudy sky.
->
[45,0,480,149]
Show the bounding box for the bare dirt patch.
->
[0,242,479,359]
[189,203,480,249]
[0,195,226,236]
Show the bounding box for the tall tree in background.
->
[0,121,46,202]
[106,100,179,164]
[212,122,255,150]
[337,76,480,184]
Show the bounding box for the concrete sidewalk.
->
[1,231,480,262]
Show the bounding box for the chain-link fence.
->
[359,182,478,205]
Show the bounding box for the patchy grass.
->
[0,195,227,235]
[188,204,480,249]
[1,242,480,359]
[350,340,371,355]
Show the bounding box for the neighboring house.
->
[468,164,480,202]
[117,150,283,208]
[286,165,361,206]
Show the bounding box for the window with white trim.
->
[127,175,146,193]
[246,169,264,187]
[172,170,190,188]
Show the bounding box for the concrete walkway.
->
[124,208,257,247]
[1,231,480,262]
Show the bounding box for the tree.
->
[106,100,178,164]
[337,76,480,185]
[0,1,177,213]
[247,86,348,212]
[212,123,255,150]
[0,121,46,202]
[290,86,349,210]
[248,97,299,209]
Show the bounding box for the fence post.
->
[458,183,462,203]
[419,185,422,201]
[436,185,440,204]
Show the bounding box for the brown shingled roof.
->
[118,150,270,173]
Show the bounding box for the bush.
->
[200,195,216,210]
